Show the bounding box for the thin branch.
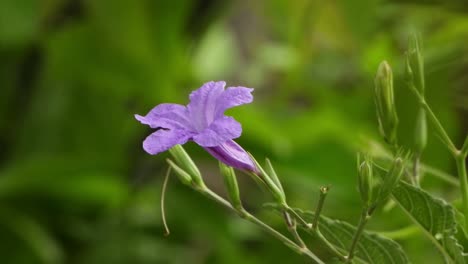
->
[312,186,329,231]
[161,167,172,236]
[198,188,325,264]
[346,208,370,263]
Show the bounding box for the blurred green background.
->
[1,0,468,263]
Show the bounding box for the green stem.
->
[312,186,329,231]
[198,188,325,264]
[455,153,468,231]
[286,206,313,229]
[378,226,419,240]
[161,167,171,236]
[314,229,348,262]
[283,211,306,248]
[346,208,370,263]
[413,154,421,187]
[410,87,457,154]
[462,134,468,157]
[420,163,458,186]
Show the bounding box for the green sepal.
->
[219,162,242,210]
[168,145,203,186]
[166,159,192,186]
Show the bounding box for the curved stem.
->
[161,167,171,236]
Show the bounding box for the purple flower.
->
[135,81,258,173]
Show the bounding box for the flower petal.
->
[187,81,225,131]
[215,86,253,118]
[204,140,258,173]
[193,116,241,147]
[135,103,192,130]
[142,129,193,155]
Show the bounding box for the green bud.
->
[376,156,406,205]
[166,159,192,185]
[219,162,243,210]
[357,154,374,207]
[414,108,427,154]
[374,61,399,145]
[168,145,203,186]
[408,34,425,94]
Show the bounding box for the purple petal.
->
[187,81,225,131]
[215,86,253,118]
[204,140,258,173]
[142,129,194,155]
[193,116,242,147]
[135,103,192,130]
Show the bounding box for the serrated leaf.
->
[391,180,466,263]
[264,204,409,264]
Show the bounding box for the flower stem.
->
[410,87,457,154]
[283,211,306,248]
[285,206,313,229]
[412,154,421,187]
[456,152,468,230]
[196,187,325,264]
[346,208,370,263]
[314,229,348,262]
[312,186,329,231]
[161,167,171,236]
[462,134,468,157]
[309,187,347,262]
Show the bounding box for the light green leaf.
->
[392,181,466,263]
[264,204,409,264]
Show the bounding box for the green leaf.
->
[0,206,63,264]
[391,181,466,263]
[264,204,409,264]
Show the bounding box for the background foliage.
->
[1,0,468,263]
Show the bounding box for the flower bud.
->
[376,155,406,205]
[374,61,399,145]
[357,154,374,207]
[166,159,192,186]
[414,108,427,154]
[168,145,203,186]
[407,34,425,94]
[219,162,243,210]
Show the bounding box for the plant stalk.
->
[312,186,329,231]
[456,152,468,230]
[346,208,370,263]
[283,211,306,248]
[413,154,421,187]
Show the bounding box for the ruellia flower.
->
[135,81,258,173]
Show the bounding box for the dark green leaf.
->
[392,181,466,263]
